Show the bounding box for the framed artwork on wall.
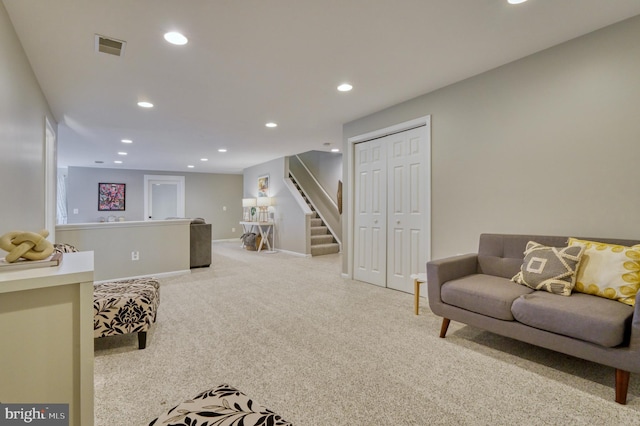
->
[98,183,126,211]
[258,174,269,197]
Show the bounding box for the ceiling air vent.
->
[95,34,126,57]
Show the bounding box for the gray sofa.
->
[190,219,212,268]
[427,233,640,404]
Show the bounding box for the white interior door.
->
[144,175,185,220]
[353,139,387,286]
[386,127,427,292]
[151,182,178,219]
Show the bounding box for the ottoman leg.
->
[138,331,147,350]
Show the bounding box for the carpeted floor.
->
[94,242,640,425]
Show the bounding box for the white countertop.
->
[0,251,94,293]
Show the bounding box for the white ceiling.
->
[4,0,640,174]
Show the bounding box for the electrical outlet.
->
[73,208,79,214]
[232,227,236,232]
[131,251,139,261]
[223,206,227,211]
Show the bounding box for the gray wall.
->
[297,150,343,204]
[0,2,55,234]
[243,157,307,254]
[343,15,640,273]
[67,167,243,240]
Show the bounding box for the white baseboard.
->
[275,248,311,258]
[95,269,191,284]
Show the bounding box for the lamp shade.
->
[242,198,257,207]
[257,197,271,207]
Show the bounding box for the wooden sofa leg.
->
[439,318,451,338]
[615,369,630,404]
[138,331,147,350]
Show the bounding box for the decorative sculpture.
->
[0,229,54,263]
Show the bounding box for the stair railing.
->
[289,155,341,246]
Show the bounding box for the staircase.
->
[290,175,340,256]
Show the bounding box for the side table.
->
[411,273,427,315]
[239,221,275,253]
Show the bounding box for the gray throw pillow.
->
[512,241,585,296]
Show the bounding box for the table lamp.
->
[257,197,271,222]
[242,198,257,221]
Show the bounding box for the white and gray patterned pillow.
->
[512,241,585,296]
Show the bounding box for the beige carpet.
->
[94,242,640,425]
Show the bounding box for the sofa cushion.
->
[568,238,640,306]
[441,274,534,320]
[511,241,584,296]
[477,234,570,279]
[511,291,633,347]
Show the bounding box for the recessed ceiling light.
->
[164,31,188,45]
[508,0,527,4]
[218,148,227,153]
[187,165,195,168]
[121,139,133,144]
[265,122,277,128]
[137,101,154,108]
[200,158,208,161]
[117,152,127,156]
[114,160,123,164]
[337,83,353,92]
[331,148,340,152]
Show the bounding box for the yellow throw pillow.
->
[568,238,640,306]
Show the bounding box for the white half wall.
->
[57,220,190,281]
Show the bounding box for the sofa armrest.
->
[628,292,640,351]
[426,253,478,307]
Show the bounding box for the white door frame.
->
[143,175,185,220]
[346,115,431,281]
[44,117,56,242]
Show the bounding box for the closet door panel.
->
[387,127,426,293]
[353,140,386,286]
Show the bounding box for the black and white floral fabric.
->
[93,278,160,338]
[53,242,79,253]
[149,384,292,426]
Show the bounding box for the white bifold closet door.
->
[354,137,387,286]
[353,126,427,293]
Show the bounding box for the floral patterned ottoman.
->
[149,384,292,426]
[93,278,160,349]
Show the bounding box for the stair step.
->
[311,234,334,245]
[311,243,340,256]
[310,218,323,227]
[310,226,328,235]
